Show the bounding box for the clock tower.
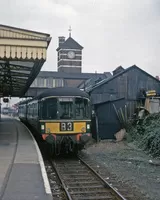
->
[56,27,83,73]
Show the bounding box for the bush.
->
[128,113,160,157]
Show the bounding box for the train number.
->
[60,122,73,131]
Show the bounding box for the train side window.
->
[29,105,30,116]
[32,104,34,117]
[33,103,36,117]
[27,105,29,116]
[30,104,32,117]
[31,104,33,117]
[39,102,43,119]
[35,103,38,117]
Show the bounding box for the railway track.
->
[49,156,132,200]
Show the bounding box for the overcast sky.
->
[0,0,160,106]
[0,0,160,76]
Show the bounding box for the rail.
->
[50,156,129,200]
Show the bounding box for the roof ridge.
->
[88,65,160,93]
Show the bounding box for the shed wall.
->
[90,73,128,104]
[90,67,160,104]
[127,68,160,100]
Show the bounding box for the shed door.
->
[96,100,124,139]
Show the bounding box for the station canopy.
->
[0,24,51,97]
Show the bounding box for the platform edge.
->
[19,121,52,195]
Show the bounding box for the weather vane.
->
[68,26,72,37]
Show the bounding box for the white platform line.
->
[19,121,52,195]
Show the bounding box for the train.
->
[18,87,92,155]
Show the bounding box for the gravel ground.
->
[80,140,160,200]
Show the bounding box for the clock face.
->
[67,51,75,59]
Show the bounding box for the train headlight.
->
[41,125,45,130]
[87,124,90,129]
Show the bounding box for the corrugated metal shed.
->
[90,65,160,140]
[90,65,160,104]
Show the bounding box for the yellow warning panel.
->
[45,122,86,134]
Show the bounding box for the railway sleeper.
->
[70,190,113,195]
[60,173,90,176]
[63,177,97,181]
[66,181,100,186]
[72,196,116,200]
[68,185,104,190]
[59,169,87,173]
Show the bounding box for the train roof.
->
[37,87,90,99]
[18,88,89,105]
[18,98,33,105]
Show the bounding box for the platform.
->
[0,115,52,200]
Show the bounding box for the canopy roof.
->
[0,24,51,97]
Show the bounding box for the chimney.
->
[58,36,65,47]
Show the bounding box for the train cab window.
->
[75,98,90,119]
[75,98,84,119]
[40,98,57,119]
[59,97,73,119]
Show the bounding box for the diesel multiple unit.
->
[18,87,91,155]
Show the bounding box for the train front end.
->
[39,95,91,154]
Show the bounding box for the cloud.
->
[0,0,159,77]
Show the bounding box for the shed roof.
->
[89,65,160,93]
[78,72,112,89]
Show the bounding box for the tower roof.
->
[56,37,83,51]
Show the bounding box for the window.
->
[75,98,84,119]
[75,98,90,119]
[59,97,73,119]
[53,79,55,87]
[37,77,45,87]
[55,79,63,87]
[46,78,53,88]
[35,103,38,117]
[40,98,57,119]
